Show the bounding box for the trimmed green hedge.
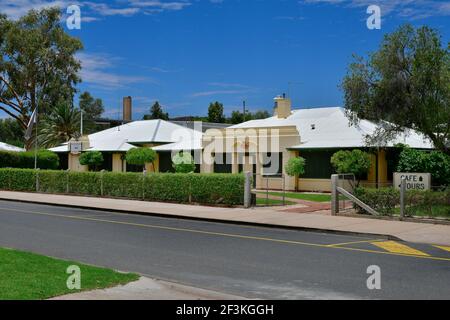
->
[0,150,59,170]
[0,169,245,206]
[354,186,450,217]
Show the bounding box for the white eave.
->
[0,142,25,152]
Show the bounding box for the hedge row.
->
[0,150,59,170]
[0,169,245,206]
[354,187,450,216]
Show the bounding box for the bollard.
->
[244,171,252,208]
[331,174,339,215]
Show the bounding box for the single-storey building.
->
[50,95,433,192]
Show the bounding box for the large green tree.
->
[0,118,24,147]
[0,8,83,148]
[144,101,169,120]
[208,101,225,123]
[342,25,450,155]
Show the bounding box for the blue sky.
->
[1,0,449,120]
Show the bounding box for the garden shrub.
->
[172,152,196,173]
[0,169,245,206]
[79,151,104,171]
[0,168,36,191]
[354,187,400,215]
[354,186,449,217]
[0,150,59,170]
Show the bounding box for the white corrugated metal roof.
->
[230,107,433,149]
[152,130,203,151]
[50,120,201,152]
[0,142,25,152]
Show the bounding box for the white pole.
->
[80,109,83,136]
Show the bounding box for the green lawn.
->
[255,197,296,206]
[257,191,333,202]
[0,247,139,300]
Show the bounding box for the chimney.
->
[273,94,291,119]
[123,96,132,121]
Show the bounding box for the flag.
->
[24,108,37,140]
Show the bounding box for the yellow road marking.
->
[434,245,450,253]
[1,206,449,262]
[327,239,383,247]
[372,241,429,256]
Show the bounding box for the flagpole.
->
[34,104,38,169]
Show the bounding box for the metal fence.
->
[251,173,288,207]
[332,174,449,219]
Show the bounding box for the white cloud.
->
[191,89,250,97]
[77,52,150,89]
[300,0,450,19]
[0,0,73,20]
[0,0,193,20]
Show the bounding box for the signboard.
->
[393,173,431,191]
[69,141,82,154]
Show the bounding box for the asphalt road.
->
[0,200,449,299]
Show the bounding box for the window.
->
[262,153,282,177]
[214,153,232,173]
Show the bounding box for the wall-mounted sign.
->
[393,173,431,191]
[69,141,82,154]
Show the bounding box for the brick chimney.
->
[273,94,291,119]
[123,96,132,121]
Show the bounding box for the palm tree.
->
[39,103,80,148]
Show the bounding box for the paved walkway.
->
[1,191,450,246]
[51,277,246,300]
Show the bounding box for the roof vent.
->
[311,124,316,130]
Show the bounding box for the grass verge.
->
[257,191,333,202]
[0,247,139,300]
[255,197,296,206]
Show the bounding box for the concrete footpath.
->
[51,277,246,300]
[1,191,449,246]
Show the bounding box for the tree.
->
[397,146,450,186]
[144,101,168,120]
[331,150,372,186]
[125,147,157,172]
[172,151,196,173]
[230,110,244,124]
[0,8,83,149]
[38,103,80,148]
[79,151,104,171]
[208,101,225,123]
[79,91,104,133]
[252,110,270,120]
[341,24,450,155]
[285,157,306,191]
[0,118,24,147]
